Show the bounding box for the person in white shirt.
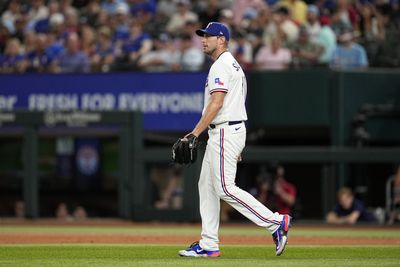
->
[178,22,292,258]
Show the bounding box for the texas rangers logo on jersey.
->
[214,78,224,86]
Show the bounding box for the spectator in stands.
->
[0,37,27,73]
[327,187,376,224]
[64,7,79,34]
[198,0,221,28]
[91,26,115,72]
[55,32,90,73]
[101,0,128,15]
[230,30,253,70]
[80,0,102,28]
[26,33,56,72]
[330,27,369,70]
[34,1,61,34]
[11,14,27,43]
[254,35,291,70]
[271,165,297,215]
[55,202,71,220]
[316,16,336,66]
[73,205,88,220]
[272,6,299,45]
[116,19,152,70]
[27,0,49,32]
[137,33,180,72]
[388,166,400,224]
[330,0,358,35]
[152,165,183,210]
[166,0,198,35]
[80,24,96,57]
[0,24,11,53]
[231,0,268,28]
[1,0,22,35]
[278,0,308,25]
[374,4,400,68]
[305,5,321,42]
[357,3,385,66]
[289,26,324,68]
[177,33,204,71]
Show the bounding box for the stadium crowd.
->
[0,0,399,74]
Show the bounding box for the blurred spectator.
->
[34,1,61,34]
[326,187,376,224]
[330,0,358,35]
[0,24,11,53]
[198,0,221,28]
[80,25,96,56]
[14,200,25,218]
[1,0,22,35]
[115,20,152,70]
[271,165,297,215]
[165,0,198,35]
[79,0,102,28]
[316,16,336,66]
[272,6,299,45]
[374,4,400,67]
[289,26,324,68]
[152,165,183,210]
[278,0,308,25]
[26,0,49,32]
[55,202,71,220]
[25,33,56,72]
[55,32,90,73]
[357,3,385,66]
[230,30,253,70]
[0,37,27,73]
[330,27,368,70]
[91,26,115,72]
[254,35,291,70]
[129,0,157,18]
[177,33,204,71]
[73,205,88,220]
[358,3,385,42]
[11,14,27,42]
[157,0,177,18]
[101,0,128,15]
[137,33,180,72]
[181,19,202,50]
[231,0,267,28]
[305,5,321,42]
[388,166,400,224]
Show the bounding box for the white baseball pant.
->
[198,122,283,251]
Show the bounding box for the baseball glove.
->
[172,134,198,164]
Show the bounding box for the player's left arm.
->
[188,91,226,137]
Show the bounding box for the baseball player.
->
[178,22,292,257]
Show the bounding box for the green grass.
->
[0,245,399,267]
[1,225,400,238]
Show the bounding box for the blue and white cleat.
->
[179,241,221,257]
[272,214,292,256]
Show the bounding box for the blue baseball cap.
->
[196,22,230,41]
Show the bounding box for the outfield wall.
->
[0,70,399,221]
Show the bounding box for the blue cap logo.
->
[196,22,230,41]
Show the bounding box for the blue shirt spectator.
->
[56,33,90,73]
[330,30,368,69]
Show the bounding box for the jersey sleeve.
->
[207,62,230,94]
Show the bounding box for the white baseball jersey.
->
[197,51,284,252]
[204,52,248,124]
